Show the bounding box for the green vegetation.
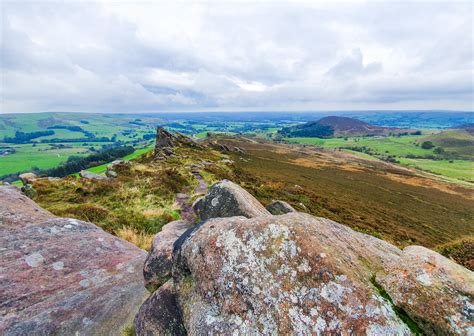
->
[436,237,474,271]
[43,146,135,177]
[286,133,474,183]
[370,276,424,335]
[32,143,225,250]
[204,136,473,248]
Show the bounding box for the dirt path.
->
[176,172,208,223]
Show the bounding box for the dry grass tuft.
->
[116,227,154,251]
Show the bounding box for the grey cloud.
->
[0,0,472,112]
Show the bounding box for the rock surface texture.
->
[143,220,191,291]
[135,180,474,336]
[79,170,109,180]
[155,127,200,159]
[377,245,474,335]
[194,180,271,220]
[266,200,297,215]
[0,186,148,336]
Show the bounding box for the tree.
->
[421,141,435,149]
[434,147,445,155]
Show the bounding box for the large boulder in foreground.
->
[377,246,474,335]
[193,180,271,220]
[143,220,191,291]
[0,186,148,335]
[170,213,409,335]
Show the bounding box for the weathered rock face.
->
[171,213,410,335]
[194,180,271,220]
[143,220,191,291]
[134,178,473,335]
[377,246,474,335]
[134,280,186,336]
[154,127,200,159]
[0,186,148,335]
[18,172,37,185]
[79,170,109,180]
[266,200,296,215]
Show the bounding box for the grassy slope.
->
[32,144,226,250]
[205,137,473,249]
[287,135,473,182]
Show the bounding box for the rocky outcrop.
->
[79,170,109,180]
[18,172,37,185]
[266,199,296,215]
[136,180,474,336]
[0,186,148,335]
[193,180,270,220]
[377,246,474,335]
[143,220,191,291]
[171,213,410,335]
[155,127,200,159]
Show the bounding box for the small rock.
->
[195,180,270,221]
[19,172,37,185]
[266,200,297,215]
[79,170,108,180]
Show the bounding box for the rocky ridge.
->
[136,179,474,335]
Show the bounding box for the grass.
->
[204,136,474,248]
[398,158,474,182]
[0,143,91,176]
[436,236,474,270]
[32,144,223,250]
[286,134,474,183]
[287,135,435,157]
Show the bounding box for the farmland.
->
[286,133,474,183]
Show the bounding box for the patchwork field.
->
[286,133,474,183]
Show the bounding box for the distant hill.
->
[279,116,415,138]
[453,123,474,136]
[419,129,474,160]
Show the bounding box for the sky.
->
[1,0,473,113]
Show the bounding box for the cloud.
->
[1,0,472,112]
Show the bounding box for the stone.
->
[266,200,297,215]
[18,172,37,185]
[154,127,200,158]
[0,186,148,335]
[134,280,186,336]
[143,220,191,291]
[195,180,270,221]
[79,170,109,180]
[170,213,410,335]
[106,160,131,178]
[377,245,474,335]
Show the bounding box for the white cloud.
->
[0,0,472,112]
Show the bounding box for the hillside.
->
[2,129,473,335]
[417,129,474,160]
[23,130,474,253]
[279,116,415,138]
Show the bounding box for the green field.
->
[398,158,474,181]
[0,144,91,176]
[286,135,474,183]
[81,146,155,175]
